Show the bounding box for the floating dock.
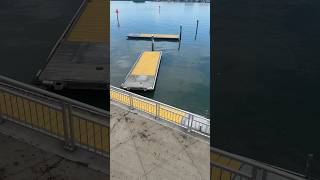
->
[127,33,180,41]
[121,51,162,91]
[35,0,109,90]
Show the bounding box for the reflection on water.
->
[111,1,210,117]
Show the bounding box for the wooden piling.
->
[195,20,199,35]
[151,35,155,51]
[179,25,182,41]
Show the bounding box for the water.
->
[110,1,210,117]
[0,0,107,110]
[214,0,320,177]
[0,0,81,82]
[2,0,319,178]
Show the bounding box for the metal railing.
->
[0,75,109,157]
[110,86,210,137]
[210,147,306,180]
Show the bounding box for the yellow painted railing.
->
[0,75,109,156]
[110,86,210,137]
[210,147,306,180]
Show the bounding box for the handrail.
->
[0,76,108,116]
[210,147,306,180]
[110,85,210,137]
[0,75,109,156]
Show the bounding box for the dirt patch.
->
[138,131,149,139]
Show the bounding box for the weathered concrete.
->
[0,132,106,180]
[0,119,108,180]
[110,104,210,180]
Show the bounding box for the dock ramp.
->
[121,51,162,91]
[36,0,109,90]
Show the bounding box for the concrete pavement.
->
[0,118,108,180]
[0,132,106,180]
[110,103,210,180]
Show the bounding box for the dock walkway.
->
[36,0,109,90]
[122,51,162,91]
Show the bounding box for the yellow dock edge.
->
[121,51,162,91]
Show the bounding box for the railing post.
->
[155,103,160,119]
[261,169,267,180]
[305,153,314,179]
[251,167,258,180]
[63,103,75,151]
[129,94,134,110]
[188,114,194,132]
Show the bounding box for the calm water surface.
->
[214,0,320,177]
[110,1,210,117]
[0,0,107,109]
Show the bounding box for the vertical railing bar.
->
[68,106,75,149]
[35,102,40,128]
[21,97,26,123]
[30,100,35,126]
[9,94,14,118]
[1,90,8,116]
[4,93,10,117]
[22,99,28,125]
[78,117,82,146]
[42,104,46,131]
[55,109,59,136]
[188,114,193,132]
[100,125,103,154]
[156,103,159,119]
[86,119,89,150]
[39,104,44,129]
[28,100,33,128]
[16,97,21,121]
[62,103,75,151]
[10,95,16,119]
[129,94,133,110]
[14,96,21,121]
[261,169,267,180]
[49,108,53,134]
[93,123,97,153]
[251,166,257,180]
